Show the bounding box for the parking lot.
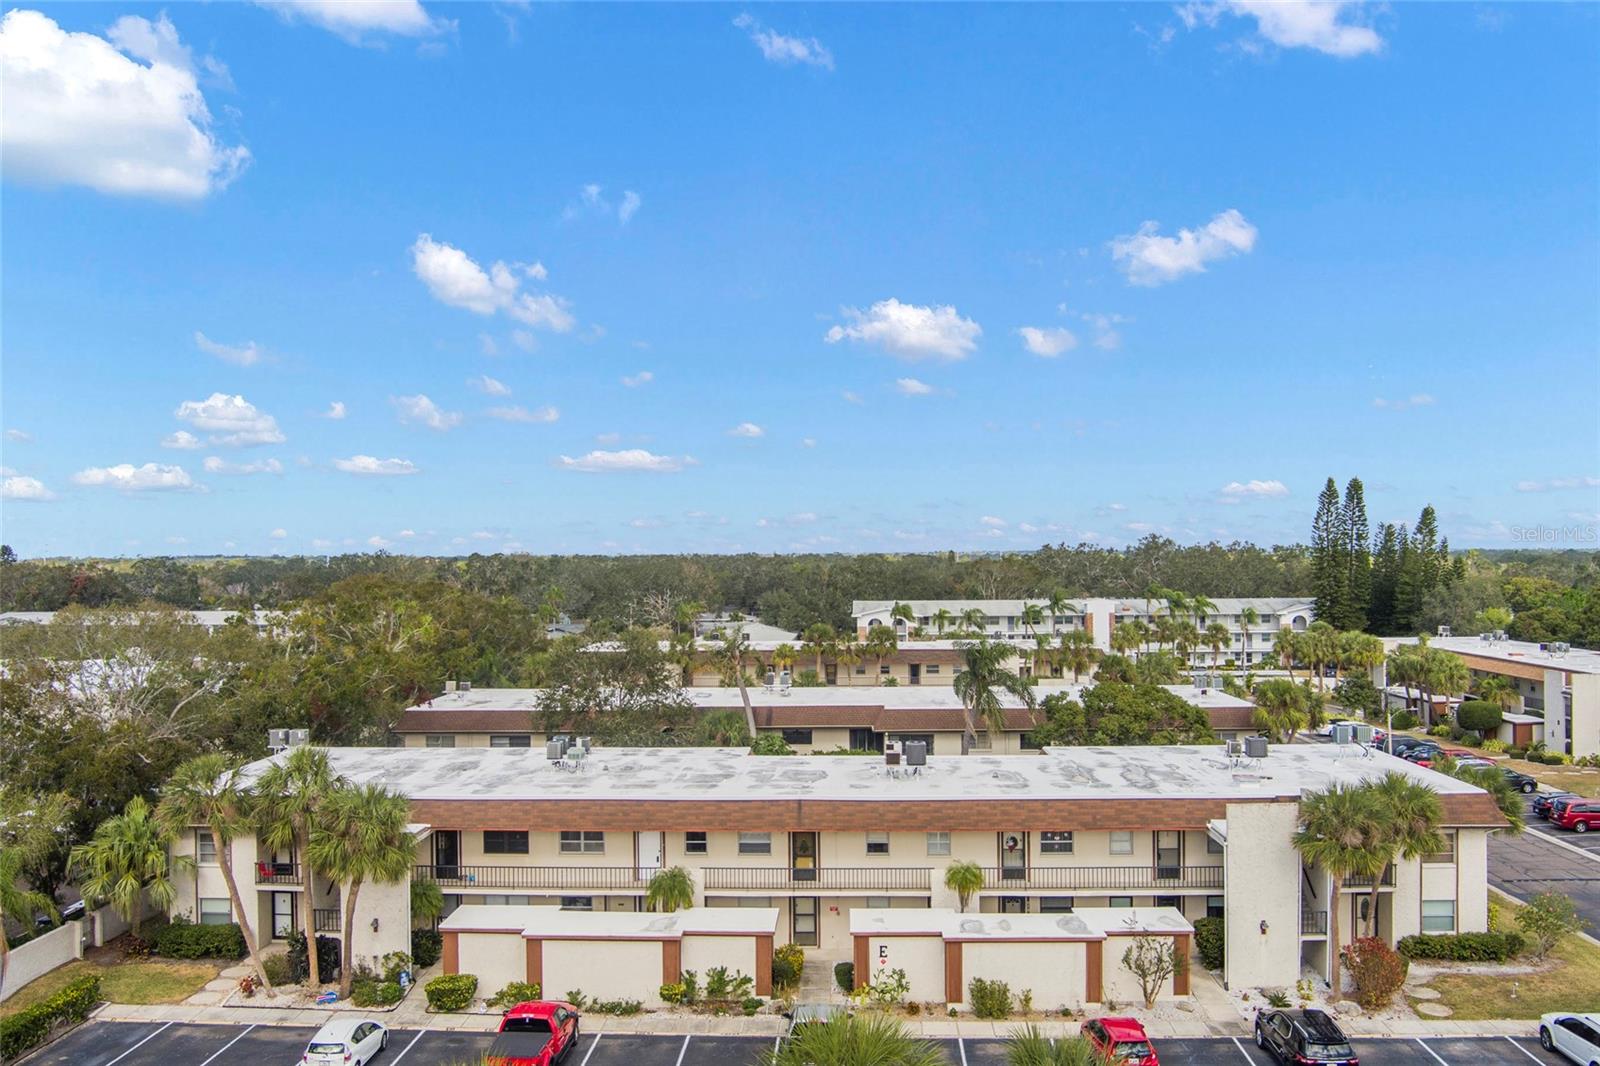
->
[1490,794,1600,932]
[22,1022,1568,1066]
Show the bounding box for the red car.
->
[486,1001,582,1065]
[1553,800,1600,833]
[1082,1017,1159,1064]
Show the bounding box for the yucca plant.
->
[646,865,695,913]
[1006,1024,1107,1065]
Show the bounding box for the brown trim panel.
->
[755,935,773,997]
[1085,940,1102,1004]
[442,930,459,976]
[525,938,543,988]
[944,942,963,1004]
[853,936,869,991]
[662,939,682,986]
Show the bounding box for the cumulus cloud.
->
[802,437,817,448]
[1017,326,1079,358]
[1178,0,1383,58]
[324,401,347,420]
[392,394,462,431]
[729,422,765,438]
[557,449,691,474]
[486,405,559,424]
[1,475,54,501]
[0,10,248,200]
[203,456,283,475]
[1515,476,1600,493]
[622,370,654,388]
[618,190,641,224]
[253,0,450,42]
[5,428,35,443]
[1373,393,1435,411]
[979,515,1007,528]
[1220,479,1290,500]
[732,12,834,69]
[826,299,981,361]
[1110,209,1257,286]
[269,528,287,539]
[410,234,575,332]
[895,377,935,397]
[333,455,418,476]
[175,393,285,446]
[469,374,511,396]
[72,462,195,491]
[162,430,203,450]
[194,330,262,366]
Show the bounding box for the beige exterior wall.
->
[1222,801,1301,991]
[1455,829,1489,933]
[962,941,1088,1010]
[543,939,664,1005]
[680,934,758,981]
[1103,936,1180,1004]
[864,935,946,1002]
[458,931,528,993]
[1571,673,1600,758]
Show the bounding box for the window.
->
[926,832,951,856]
[425,734,455,748]
[879,664,891,676]
[559,831,604,854]
[684,832,708,855]
[1109,897,1134,908]
[1040,832,1074,854]
[1019,732,1044,751]
[484,830,529,855]
[971,730,992,750]
[865,897,891,909]
[738,832,771,855]
[781,729,813,745]
[560,896,594,911]
[1206,835,1224,854]
[483,894,535,906]
[925,664,941,675]
[1109,831,1134,856]
[1155,895,1181,909]
[1040,897,1075,913]
[1424,831,1456,865]
[199,898,231,925]
[866,832,890,855]
[1421,900,1456,933]
[490,734,531,748]
[1206,896,1224,919]
[196,830,217,864]
[855,665,867,675]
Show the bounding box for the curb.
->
[1521,823,1600,864]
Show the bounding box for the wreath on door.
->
[1004,835,1021,853]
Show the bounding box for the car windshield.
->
[1306,1041,1354,1058]
[504,1018,553,1033]
[308,1042,346,1053]
[1114,1040,1154,1059]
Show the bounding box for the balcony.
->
[1301,908,1329,935]
[313,908,341,933]
[413,864,650,892]
[1346,867,1397,888]
[255,861,301,886]
[978,865,1225,892]
[701,867,933,892]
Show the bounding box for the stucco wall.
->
[1222,801,1300,990]
[457,931,528,992]
[681,934,757,983]
[1102,936,1179,1004]
[542,939,664,1005]
[1456,830,1489,933]
[0,921,85,1002]
[864,935,946,1003]
[961,940,1088,1010]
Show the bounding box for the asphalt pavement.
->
[1488,795,1600,932]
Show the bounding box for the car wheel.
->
[1576,821,1590,833]
[1522,782,1536,793]
[1256,1025,1265,1048]
[1540,1027,1553,1050]
[381,1032,389,1050]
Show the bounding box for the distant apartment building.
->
[0,608,274,634]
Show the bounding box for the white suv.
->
[1540,1013,1600,1065]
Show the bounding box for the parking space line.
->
[1231,1036,1255,1062]
[197,1024,256,1066]
[104,1022,173,1066]
[673,1034,691,1066]
[390,1028,429,1063]
[579,1031,603,1066]
[1415,1037,1451,1065]
[1503,1036,1544,1063]
[957,1036,967,1066]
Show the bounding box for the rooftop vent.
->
[1331,723,1355,746]
[1437,625,1452,637]
[884,740,901,767]
[444,680,458,693]
[459,680,472,692]
[267,728,310,754]
[1244,735,1269,760]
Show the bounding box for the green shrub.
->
[380,952,413,984]
[772,942,804,989]
[1397,932,1524,962]
[659,982,687,1005]
[1517,891,1589,959]
[1428,724,1452,738]
[350,978,404,1007]
[411,928,443,968]
[703,966,753,1001]
[968,977,1012,1019]
[425,973,478,1012]
[1345,937,1406,1011]
[0,974,101,1060]
[1264,990,1291,1008]
[741,996,764,1015]
[1391,711,1418,731]
[487,981,542,1010]
[750,734,794,756]
[261,952,294,986]
[833,961,854,993]
[587,998,643,1015]
[1456,700,1503,735]
[152,918,246,960]
[1480,738,1507,754]
[285,930,342,981]
[1193,916,1225,970]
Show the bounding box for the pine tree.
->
[1369,523,1400,633]
[1414,506,1441,589]
[1311,477,1350,627]
[1341,478,1372,631]
[1394,519,1430,634]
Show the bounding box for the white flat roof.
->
[1393,636,1600,675]
[241,742,1482,805]
[850,906,1191,940]
[852,597,1312,617]
[441,904,779,938]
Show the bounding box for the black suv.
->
[1501,768,1538,794]
[1255,1008,1359,1065]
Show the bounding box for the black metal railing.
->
[312,908,341,933]
[255,862,301,885]
[413,864,650,891]
[701,867,933,892]
[978,865,1225,891]
[1346,867,1397,888]
[1301,909,1329,935]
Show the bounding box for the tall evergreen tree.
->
[1341,478,1372,631]
[1310,477,1350,627]
[1369,523,1401,634]
[1413,506,1442,589]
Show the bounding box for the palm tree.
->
[1005,1025,1104,1066]
[772,643,797,681]
[1362,774,1444,936]
[953,640,1036,749]
[646,866,696,913]
[1045,591,1073,634]
[1275,628,1301,682]
[801,623,837,678]
[960,607,987,634]
[890,601,916,631]
[715,626,759,738]
[1205,622,1231,669]
[71,796,185,940]
[156,754,274,992]
[1293,783,1385,999]
[1252,679,1310,743]
[834,639,862,687]
[1239,606,1260,666]
[1338,632,1386,688]
[1152,614,1181,654]
[694,708,751,746]
[1019,602,1046,639]
[1172,621,1201,666]
[1446,764,1525,835]
[1301,622,1340,691]
[1475,675,1519,712]
[308,782,415,1000]
[944,861,984,913]
[1057,630,1101,682]
[1110,620,1144,659]
[667,631,698,686]
[257,745,339,988]
[411,879,445,929]
[759,1013,945,1066]
[1421,648,1471,725]
[0,790,71,997]
[1189,594,1217,626]
[1031,633,1053,678]
[865,625,899,684]
[931,608,955,637]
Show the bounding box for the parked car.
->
[1502,768,1539,794]
[1389,736,1436,755]
[1539,1012,1600,1064]
[1082,1017,1159,1064]
[1553,800,1600,833]
[486,1001,582,1066]
[1453,755,1497,770]
[1547,796,1585,823]
[1535,792,1576,819]
[300,1019,388,1066]
[1254,1008,1359,1065]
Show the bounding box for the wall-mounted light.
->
[371,917,380,933]
[1259,920,1269,935]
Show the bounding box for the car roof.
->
[1294,1008,1348,1040]
[310,1018,379,1040]
[791,1003,846,1023]
[1546,1012,1600,1026]
[505,1001,570,1017]
[1096,1017,1149,1039]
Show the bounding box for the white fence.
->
[0,920,86,1002]
[88,895,161,948]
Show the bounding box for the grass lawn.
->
[0,957,221,1017]
[1417,895,1600,1019]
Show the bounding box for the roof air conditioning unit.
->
[546,737,569,761]
[267,728,289,751]
[460,680,472,692]
[444,680,458,694]
[288,729,309,748]
[1331,723,1355,746]
[904,740,927,766]
[1225,739,1243,757]
[1243,735,1269,760]
[1437,625,1452,637]
[884,740,901,767]
[1353,724,1374,745]
[1480,633,1494,642]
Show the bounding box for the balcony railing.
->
[1301,909,1329,935]
[255,862,301,885]
[312,908,341,933]
[978,865,1225,891]
[413,864,650,891]
[702,867,933,892]
[1346,867,1397,888]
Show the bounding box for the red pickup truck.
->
[485,1001,582,1066]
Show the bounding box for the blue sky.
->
[2,1,1597,557]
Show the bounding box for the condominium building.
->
[171,742,1504,1000]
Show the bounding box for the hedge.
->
[1194,916,1225,970]
[285,930,342,981]
[1398,931,1525,962]
[0,974,101,1060]
[152,919,247,960]
[411,929,443,969]
[425,973,478,1012]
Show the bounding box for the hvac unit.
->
[1353,724,1374,746]
[904,740,928,767]
[1331,723,1356,746]
[884,740,902,767]
[546,737,569,761]
[1437,625,1452,637]
[1243,735,1269,760]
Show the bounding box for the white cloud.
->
[162,430,203,450]
[392,394,462,431]
[194,330,262,367]
[0,10,248,200]
[1017,326,1079,358]
[510,330,537,353]
[1072,310,1130,351]
[174,393,285,446]
[629,517,664,529]
[729,422,765,438]
[895,377,935,397]
[269,528,287,539]
[557,449,691,474]
[801,437,817,448]
[253,1,450,42]
[203,455,283,475]
[618,191,641,224]
[1220,479,1290,499]
[841,390,864,405]
[1515,476,1600,493]
[732,13,834,69]
[1180,1,1383,58]
[979,515,1007,527]
[1110,209,1257,286]
[1,475,54,501]
[486,405,559,424]
[333,455,418,476]
[72,462,195,491]
[367,534,392,549]
[324,401,347,420]
[1372,393,1436,411]
[469,374,511,396]
[398,529,416,538]
[622,370,654,388]
[826,298,981,361]
[5,428,34,443]
[410,234,575,333]
[564,185,642,225]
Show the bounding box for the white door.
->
[636,831,663,879]
[272,892,293,938]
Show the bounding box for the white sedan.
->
[1539,1012,1600,1065]
[301,1018,389,1065]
